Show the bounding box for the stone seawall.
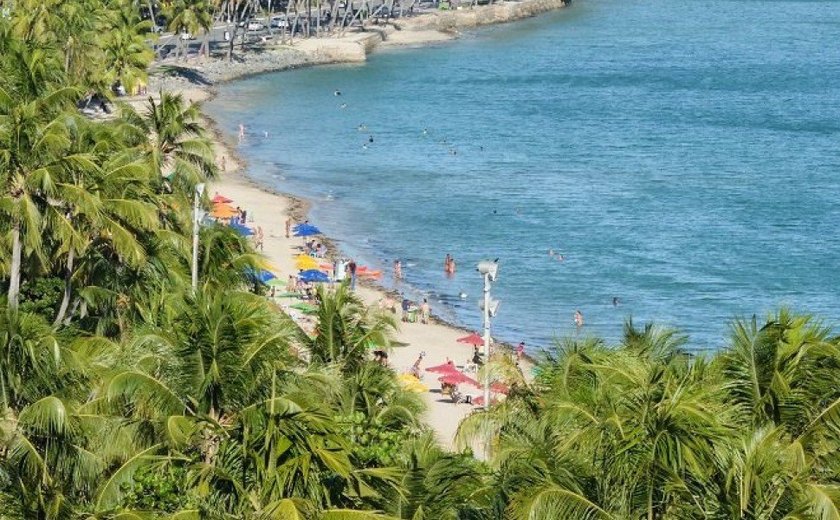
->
[399,0,567,33]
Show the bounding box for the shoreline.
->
[159,0,559,448]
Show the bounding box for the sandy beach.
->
[151,0,558,448]
[203,121,518,449]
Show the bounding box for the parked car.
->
[247,20,265,31]
[179,31,194,40]
[270,15,289,28]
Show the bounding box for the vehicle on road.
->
[247,21,265,31]
[270,15,289,28]
[179,31,194,40]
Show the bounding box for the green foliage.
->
[18,277,62,318]
[121,466,192,512]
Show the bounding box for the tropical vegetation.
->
[3,0,840,519]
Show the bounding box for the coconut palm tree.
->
[102,1,155,95]
[0,39,77,310]
[308,284,397,372]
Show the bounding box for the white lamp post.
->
[476,259,500,409]
[191,183,206,291]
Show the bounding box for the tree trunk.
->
[8,222,22,311]
[53,249,75,328]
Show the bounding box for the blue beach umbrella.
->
[294,224,322,237]
[245,268,276,284]
[230,222,254,236]
[298,269,330,283]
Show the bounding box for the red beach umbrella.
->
[438,372,480,387]
[457,332,485,346]
[490,382,510,395]
[212,194,233,204]
[472,395,499,407]
[425,362,459,374]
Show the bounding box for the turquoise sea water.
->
[206,0,840,352]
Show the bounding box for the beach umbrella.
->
[438,372,480,387]
[295,255,321,270]
[255,270,276,283]
[457,333,485,346]
[211,204,238,219]
[245,268,276,284]
[298,269,330,283]
[229,223,254,236]
[490,382,510,395]
[294,224,322,237]
[212,194,233,204]
[398,374,429,393]
[472,395,499,407]
[425,362,459,374]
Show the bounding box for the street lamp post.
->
[191,183,206,291]
[477,259,500,409]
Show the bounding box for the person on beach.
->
[444,254,451,273]
[574,310,584,329]
[393,259,402,280]
[472,346,483,366]
[254,226,264,251]
[285,217,292,238]
[420,298,430,324]
[220,156,226,171]
[238,123,245,143]
[348,259,357,291]
[516,342,525,363]
[334,258,346,283]
[286,275,296,293]
[410,352,425,378]
[241,208,248,223]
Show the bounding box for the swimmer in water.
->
[362,143,368,150]
[368,136,374,143]
[422,128,428,135]
[340,103,347,109]
[358,124,367,131]
[613,297,620,307]
[334,90,342,96]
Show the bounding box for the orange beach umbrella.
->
[211,204,238,219]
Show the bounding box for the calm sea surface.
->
[206,0,840,352]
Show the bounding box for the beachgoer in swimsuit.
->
[574,310,584,328]
[420,299,430,324]
[394,259,402,280]
[285,217,292,238]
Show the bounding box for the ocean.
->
[205,0,840,352]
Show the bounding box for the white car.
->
[247,21,265,31]
[179,31,194,40]
[270,16,288,28]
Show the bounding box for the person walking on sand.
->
[393,259,402,280]
[574,310,584,329]
[285,217,292,238]
[516,341,525,364]
[348,259,358,291]
[420,298,430,324]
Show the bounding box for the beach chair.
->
[451,389,471,404]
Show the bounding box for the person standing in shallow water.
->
[574,310,584,329]
[393,259,402,280]
[444,254,451,273]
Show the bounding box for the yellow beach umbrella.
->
[211,204,238,219]
[295,255,320,270]
[398,374,429,393]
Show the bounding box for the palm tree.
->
[0,38,77,310]
[308,284,397,372]
[102,1,155,95]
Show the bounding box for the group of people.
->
[379,295,430,324]
[444,254,457,276]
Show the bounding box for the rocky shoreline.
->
[149,0,568,93]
